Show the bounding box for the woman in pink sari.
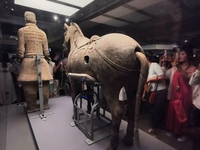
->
[165,44,196,142]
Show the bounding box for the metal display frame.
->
[68,73,112,144]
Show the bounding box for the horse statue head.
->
[63,22,87,51]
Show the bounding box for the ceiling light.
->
[65,18,69,22]
[57,0,94,8]
[14,0,79,16]
[54,15,58,21]
[11,8,14,11]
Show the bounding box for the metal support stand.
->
[68,73,112,144]
[29,53,54,121]
[36,52,46,120]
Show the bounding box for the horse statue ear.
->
[64,23,69,30]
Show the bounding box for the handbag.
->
[149,76,158,104]
[149,91,156,103]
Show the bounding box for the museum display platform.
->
[0,103,37,150]
[1,96,193,150]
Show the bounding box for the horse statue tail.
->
[134,50,148,148]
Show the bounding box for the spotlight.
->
[65,18,69,22]
[53,15,58,21]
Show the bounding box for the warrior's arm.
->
[42,31,49,58]
[16,28,25,59]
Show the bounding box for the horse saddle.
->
[75,35,100,50]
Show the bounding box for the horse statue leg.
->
[86,84,92,114]
[122,52,148,148]
[122,88,136,146]
[104,90,125,150]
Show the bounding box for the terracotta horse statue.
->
[63,22,148,150]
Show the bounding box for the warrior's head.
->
[24,11,36,24]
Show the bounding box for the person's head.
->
[146,53,157,63]
[179,43,194,63]
[53,53,61,61]
[171,47,180,60]
[167,53,173,62]
[195,50,200,60]
[172,47,180,53]
[24,11,36,24]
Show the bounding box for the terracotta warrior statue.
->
[16,11,53,113]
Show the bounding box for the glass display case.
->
[1,0,200,150]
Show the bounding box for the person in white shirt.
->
[189,52,200,127]
[143,54,167,135]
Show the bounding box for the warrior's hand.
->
[14,58,22,64]
[45,56,51,63]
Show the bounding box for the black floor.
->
[139,114,193,150]
[139,101,193,150]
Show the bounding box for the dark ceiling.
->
[1,0,200,54]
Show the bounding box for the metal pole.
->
[36,52,45,119]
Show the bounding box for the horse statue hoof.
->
[122,135,133,146]
[26,107,40,113]
[105,145,117,150]
[44,105,50,110]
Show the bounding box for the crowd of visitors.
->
[0,50,70,106]
[143,43,200,143]
[0,53,17,105]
